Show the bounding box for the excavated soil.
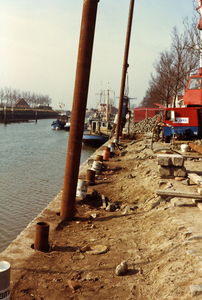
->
[5,135,202,299]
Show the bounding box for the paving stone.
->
[186,249,196,255]
[173,166,186,177]
[157,154,172,166]
[172,155,184,166]
[67,280,80,290]
[157,154,184,167]
[192,253,202,257]
[181,179,189,185]
[106,203,116,212]
[190,284,202,296]
[158,165,172,177]
[130,113,164,134]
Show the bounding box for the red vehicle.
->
[163,68,202,141]
[162,0,202,142]
[163,106,202,142]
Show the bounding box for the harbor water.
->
[0,119,95,253]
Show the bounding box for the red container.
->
[103,147,110,161]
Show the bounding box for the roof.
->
[14,98,29,107]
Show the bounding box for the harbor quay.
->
[2,136,202,299]
[0,140,110,299]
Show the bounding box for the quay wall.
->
[0,109,58,123]
[0,142,108,286]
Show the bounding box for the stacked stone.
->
[157,154,186,178]
[129,112,164,134]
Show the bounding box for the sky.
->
[0,0,197,110]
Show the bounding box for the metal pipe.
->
[115,0,135,142]
[61,0,99,220]
[34,222,50,252]
[189,142,202,154]
[86,169,95,185]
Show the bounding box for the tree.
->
[0,88,4,106]
[170,26,198,106]
[141,17,199,108]
[0,87,52,107]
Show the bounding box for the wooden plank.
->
[173,150,202,159]
[187,171,202,186]
[182,154,202,159]
[192,199,202,212]
[156,190,202,200]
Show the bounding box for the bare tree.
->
[12,89,21,105]
[150,50,174,107]
[4,87,13,106]
[170,26,199,106]
[141,23,199,108]
[0,86,52,107]
[0,88,5,106]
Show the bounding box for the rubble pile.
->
[129,112,163,134]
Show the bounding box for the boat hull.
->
[51,120,66,130]
[82,134,109,147]
[64,123,71,131]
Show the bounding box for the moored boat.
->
[51,114,70,130]
[64,119,71,131]
[82,132,109,147]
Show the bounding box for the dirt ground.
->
[5,135,202,299]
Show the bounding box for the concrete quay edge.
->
[0,140,111,285]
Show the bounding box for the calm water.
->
[0,119,94,253]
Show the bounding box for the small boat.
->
[51,114,70,130]
[64,119,71,131]
[82,132,109,147]
[82,119,110,147]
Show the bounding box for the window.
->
[188,77,201,90]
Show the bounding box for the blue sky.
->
[0,0,196,110]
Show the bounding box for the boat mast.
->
[106,83,109,122]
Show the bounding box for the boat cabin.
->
[91,120,110,135]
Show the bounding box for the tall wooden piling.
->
[4,106,7,125]
[115,0,135,142]
[60,0,99,220]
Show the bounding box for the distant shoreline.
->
[0,108,58,123]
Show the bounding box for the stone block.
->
[157,154,172,166]
[68,280,80,290]
[173,166,186,177]
[172,155,184,166]
[158,165,172,177]
[157,154,184,167]
[190,284,202,296]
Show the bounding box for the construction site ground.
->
[2,135,202,299]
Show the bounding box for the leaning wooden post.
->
[35,107,37,123]
[115,0,135,142]
[4,105,7,125]
[60,0,100,220]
